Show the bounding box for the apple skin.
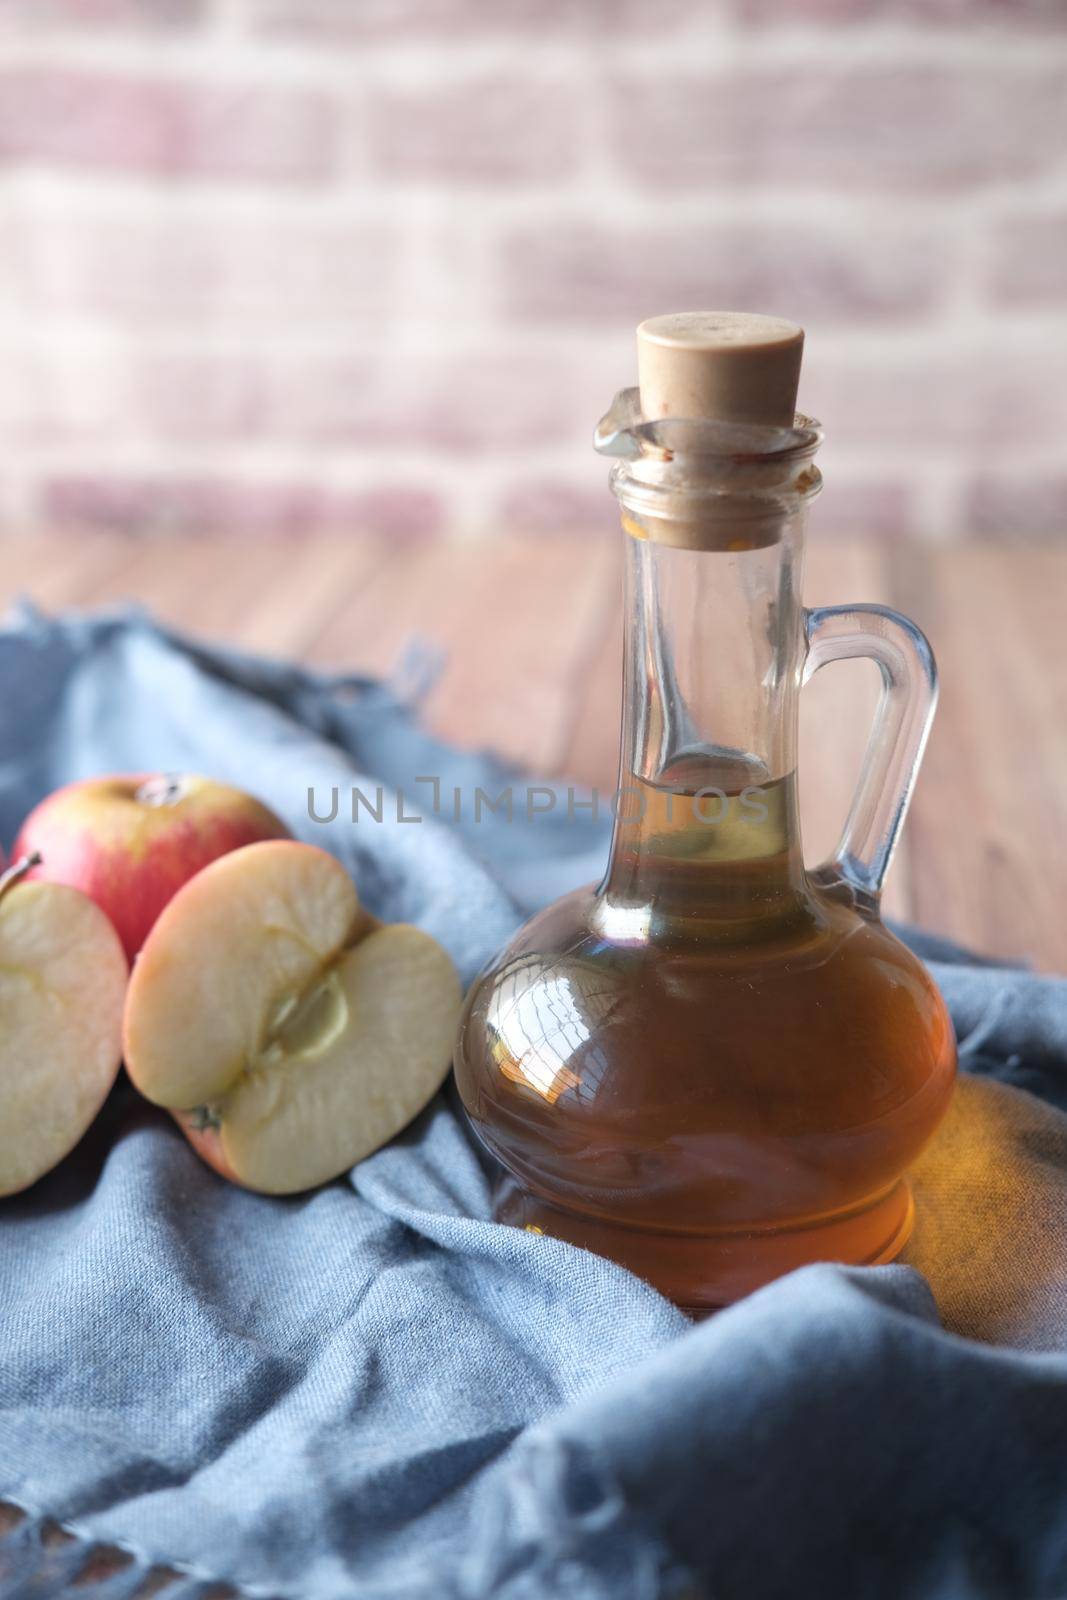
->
[12,774,291,963]
[177,1117,244,1189]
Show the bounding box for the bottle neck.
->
[619,518,807,786]
[599,513,811,932]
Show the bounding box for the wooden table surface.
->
[2,533,1063,973]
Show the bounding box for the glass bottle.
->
[454,316,956,1312]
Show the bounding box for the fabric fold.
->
[2,607,1066,1600]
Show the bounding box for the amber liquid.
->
[455,761,956,1309]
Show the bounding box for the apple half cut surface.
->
[0,858,128,1198]
[123,841,462,1194]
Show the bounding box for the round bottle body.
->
[455,876,956,1310]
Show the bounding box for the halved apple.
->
[0,857,128,1198]
[123,840,461,1194]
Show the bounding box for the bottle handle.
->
[802,603,938,901]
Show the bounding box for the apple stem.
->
[0,851,43,908]
[136,773,186,808]
[187,1104,222,1133]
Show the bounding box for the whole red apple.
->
[12,774,291,962]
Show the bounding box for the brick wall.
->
[0,0,1065,541]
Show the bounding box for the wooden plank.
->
[893,543,1067,971]
[220,539,389,660]
[0,535,138,613]
[303,537,431,675]
[557,544,623,792]
[1,529,1061,967]
[308,534,615,775]
[39,535,387,666]
[71,539,302,640]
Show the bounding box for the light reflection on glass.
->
[487,956,618,1105]
[591,901,652,942]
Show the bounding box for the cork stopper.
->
[637,311,804,428]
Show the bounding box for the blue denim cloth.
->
[2,606,1067,1600]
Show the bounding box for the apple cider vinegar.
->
[455,313,956,1310]
[608,760,801,935]
[458,763,954,1309]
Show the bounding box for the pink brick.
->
[263,349,581,452]
[0,347,123,441]
[805,361,970,452]
[991,214,1067,306]
[966,474,1067,538]
[131,352,264,440]
[0,69,335,184]
[809,477,916,539]
[256,0,698,38]
[44,476,325,538]
[42,474,444,539]
[0,0,206,23]
[498,480,616,537]
[976,348,1067,444]
[11,212,399,324]
[364,78,577,183]
[503,220,942,325]
[328,486,444,539]
[609,65,1067,191]
[736,0,1063,20]
[805,347,1067,454]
